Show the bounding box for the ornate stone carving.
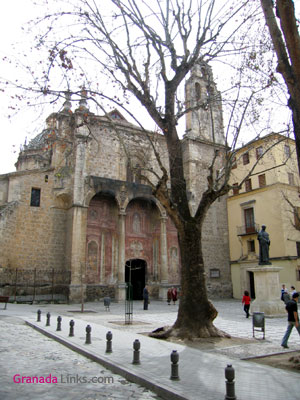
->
[130,240,143,258]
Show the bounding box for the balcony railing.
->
[237,223,260,236]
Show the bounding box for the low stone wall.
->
[85,285,116,301]
[0,268,71,302]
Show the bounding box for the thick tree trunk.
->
[172,221,227,338]
[150,124,228,339]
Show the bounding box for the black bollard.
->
[170,350,180,380]
[106,331,113,353]
[85,325,92,344]
[225,364,237,400]
[37,309,41,322]
[56,316,62,331]
[69,320,75,337]
[46,312,51,326]
[132,339,141,365]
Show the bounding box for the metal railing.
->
[0,268,71,303]
[236,223,260,236]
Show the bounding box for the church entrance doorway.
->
[125,259,146,300]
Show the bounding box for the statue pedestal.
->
[247,266,285,316]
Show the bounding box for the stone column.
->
[247,266,285,316]
[68,205,88,303]
[159,216,169,300]
[69,124,89,302]
[116,211,126,301]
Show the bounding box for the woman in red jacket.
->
[242,290,251,318]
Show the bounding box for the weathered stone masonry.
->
[0,62,232,302]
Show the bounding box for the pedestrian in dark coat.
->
[171,287,178,305]
[167,288,172,305]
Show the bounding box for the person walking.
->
[242,290,251,318]
[281,284,290,304]
[281,292,300,349]
[143,285,149,310]
[167,288,172,305]
[171,287,178,305]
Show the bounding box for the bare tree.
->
[260,0,300,173]
[4,0,281,338]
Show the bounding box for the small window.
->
[126,162,142,183]
[245,178,252,192]
[258,174,266,187]
[244,207,255,233]
[30,188,41,207]
[233,183,239,195]
[256,146,263,160]
[284,145,291,158]
[248,240,255,253]
[231,156,237,169]
[294,208,300,230]
[288,173,295,186]
[243,152,250,165]
[296,242,300,258]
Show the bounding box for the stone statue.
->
[257,224,271,265]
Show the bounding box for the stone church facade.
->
[0,62,232,302]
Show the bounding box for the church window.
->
[126,162,133,182]
[126,162,142,183]
[30,188,41,207]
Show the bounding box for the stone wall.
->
[0,64,232,300]
[0,170,67,270]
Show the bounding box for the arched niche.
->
[86,192,119,285]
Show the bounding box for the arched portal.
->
[125,259,146,300]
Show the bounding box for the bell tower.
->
[185,61,225,145]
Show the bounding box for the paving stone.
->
[1,299,300,400]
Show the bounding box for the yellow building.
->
[227,133,300,299]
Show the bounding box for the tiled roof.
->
[26,129,52,150]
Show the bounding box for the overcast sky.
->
[0,1,298,175]
[0,0,48,174]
